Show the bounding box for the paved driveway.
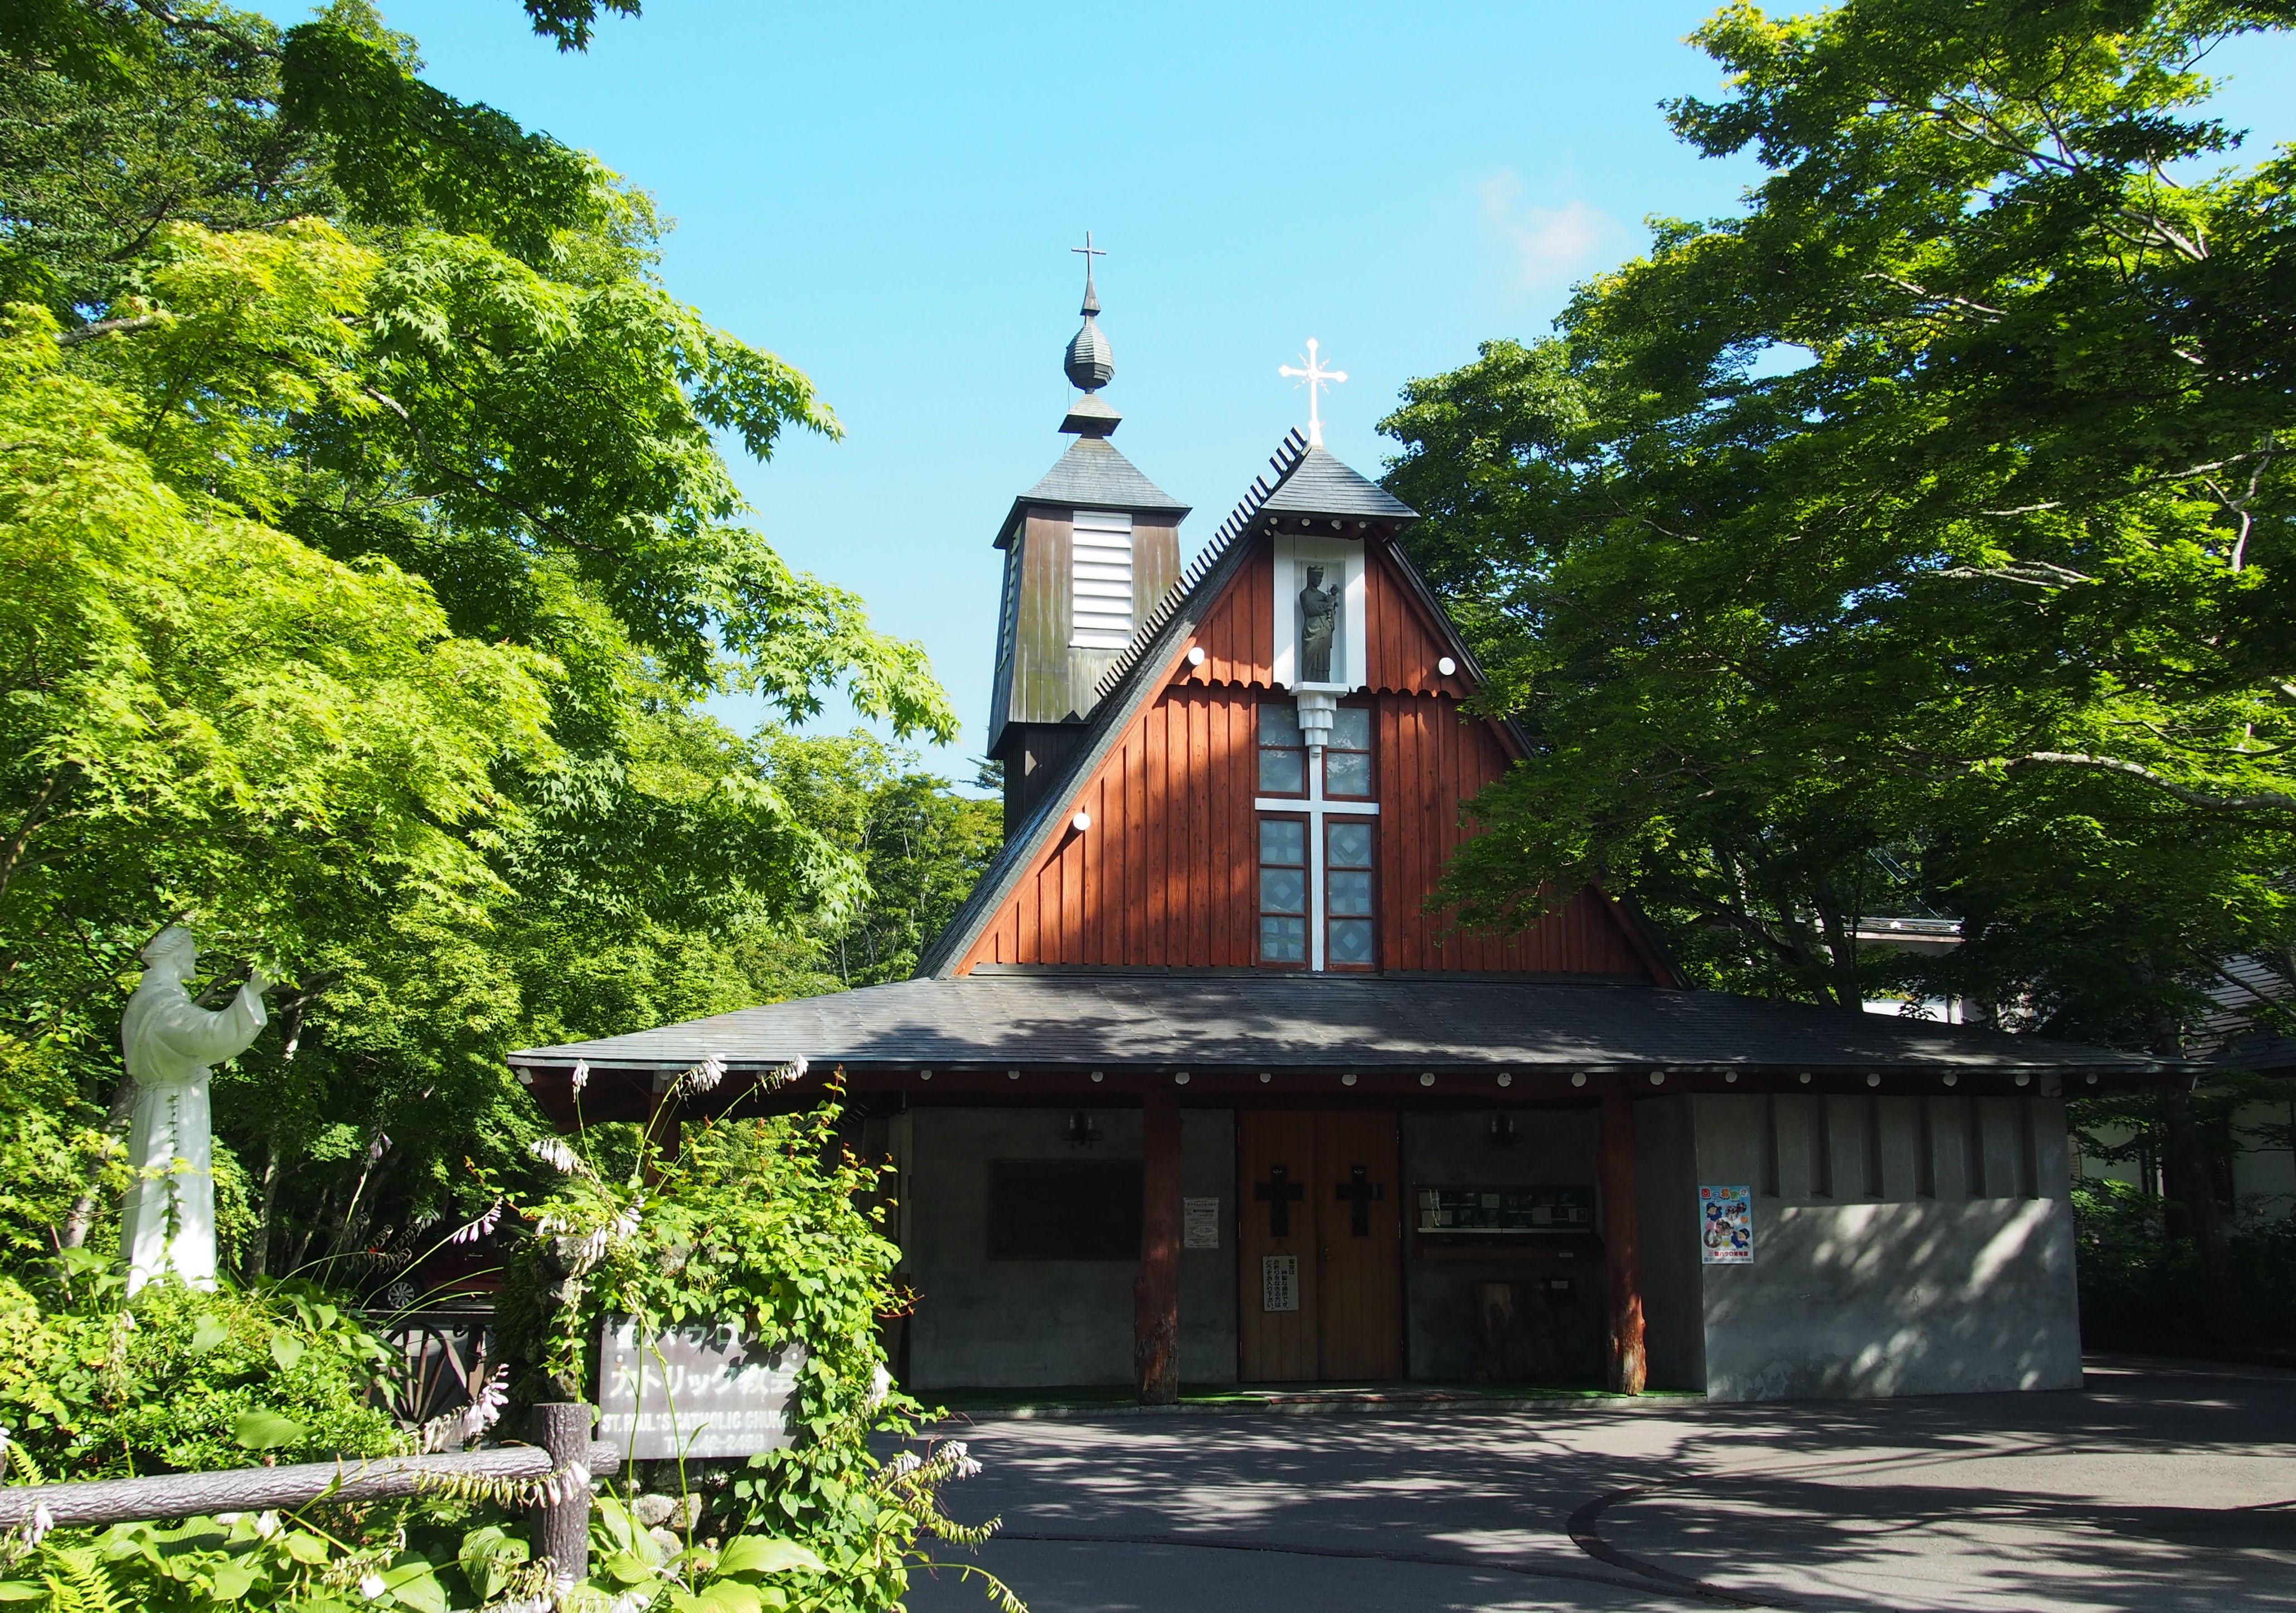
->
[896,1359,2296,1612]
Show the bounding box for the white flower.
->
[867,1363,892,1409]
[365,1132,390,1165]
[528,1137,583,1175]
[571,1060,590,1096]
[449,1200,504,1246]
[881,1451,921,1481]
[460,1370,508,1442]
[25,1503,54,1548]
[359,1572,387,1600]
[254,1510,281,1539]
[942,1440,982,1480]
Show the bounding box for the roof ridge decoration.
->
[1090,428,1308,703]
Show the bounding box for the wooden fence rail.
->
[0,1407,610,1579]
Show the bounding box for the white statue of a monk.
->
[118,927,272,1292]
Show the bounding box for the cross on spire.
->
[1279,338,1348,448]
[1071,230,1105,313]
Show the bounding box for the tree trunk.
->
[60,1071,138,1250]
[245,1132,282,1282]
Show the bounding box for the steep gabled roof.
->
[994,437,1190,548]
[1259,444,1418,520]
[919,433,1317,976]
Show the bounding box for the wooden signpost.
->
[596,1320,804,1460]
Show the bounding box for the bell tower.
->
[986,238,1188,835]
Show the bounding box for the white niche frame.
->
[1270,534,1367,692]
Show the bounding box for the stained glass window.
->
[1258,817,1308,965]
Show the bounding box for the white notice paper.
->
[1183,1197,1220,1249]
[1261,1254,1299,1312]
[597,1318,804,1460]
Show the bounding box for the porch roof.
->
[509,968,2183,1082]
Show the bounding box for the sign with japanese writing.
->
[1700,1185,1754,1265]
[597,1319,804,1459]
[1183,1197,1220,1249]
[1260,1254,1299,1312]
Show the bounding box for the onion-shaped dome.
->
[1065,313,1114,392]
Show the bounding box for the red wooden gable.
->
[955,535,1666,980]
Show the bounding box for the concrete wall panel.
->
[1179,1108,1239,1385]
[905,1107,1142,1390]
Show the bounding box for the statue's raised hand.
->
[249,965,277,996]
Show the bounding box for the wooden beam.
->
[1134,1084,1182,1404]
[1600,1093,1647,1395]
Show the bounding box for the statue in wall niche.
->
[118,926,273,1292]
[1299,564,1340,684]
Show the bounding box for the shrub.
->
[0,1269,406,1480]
[493,1078,1016,1612]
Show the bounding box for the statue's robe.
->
[119,976,266,1291]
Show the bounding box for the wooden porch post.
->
[1134,1084,1181,1405]
[1600,1093,1647,1395]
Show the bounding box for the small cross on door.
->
[1334,1164,1385,1236]
[1254,1164,1307,1237]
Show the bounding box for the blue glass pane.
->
[1260,916,1307,962]
[1260,818,1305,865]
[1260,869,1306,914]
[1328,870,1373,917]
[1328,821,1373,868]
[1328,919,1374,966]
[1259,747,1304,793]
[1330,707,1370,750]
[1325,749,1371,797]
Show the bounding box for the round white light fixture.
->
[1419,1073,1435,1087]
[1650,1072,1664,1086]
[1342,1073,1358,1087]
[1724,1072,1738,1083]
[1943,1073,1959,1087]
[2086,1074,2098,1085]
[1570,1073,1586,1088]
[1187,646,1206,667]
[1090,1070,1103,1083]
[1497,1073,1513,1088]
[1259,1072,1271,1084]
[1071,811,1092,832]
[1436,656,1457,676]
[1798,1073,1812,1084]
[1866,1073,1881,1088]
[1008,1069,1021,1081]
[1174,1071,1190,1085]
[2016,1073,2030,1088]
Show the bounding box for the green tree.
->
[0,1,962,1292]
[1382,0,2296,1337]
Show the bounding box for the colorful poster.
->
[1699,1185,1754,1265]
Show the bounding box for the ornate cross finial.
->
[1279,338,1348,447]
[1071,230,1105,313]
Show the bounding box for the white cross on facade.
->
[1256,754,1378,973]
[1278,338,1348,448]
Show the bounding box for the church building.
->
[513,261,2179,1404]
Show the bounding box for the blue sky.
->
[263,2,2296,778]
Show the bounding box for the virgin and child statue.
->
[118,926,273,1291]
[1299,564,1341,684]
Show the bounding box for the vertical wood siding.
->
[1171,537,1474,699]
[960,678,1653,976]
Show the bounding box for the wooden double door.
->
[1236,1110,1404,1381]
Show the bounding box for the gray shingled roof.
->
[1259,445,1417,520]
[996,438,1189,547]
[509,971,2174,1078]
